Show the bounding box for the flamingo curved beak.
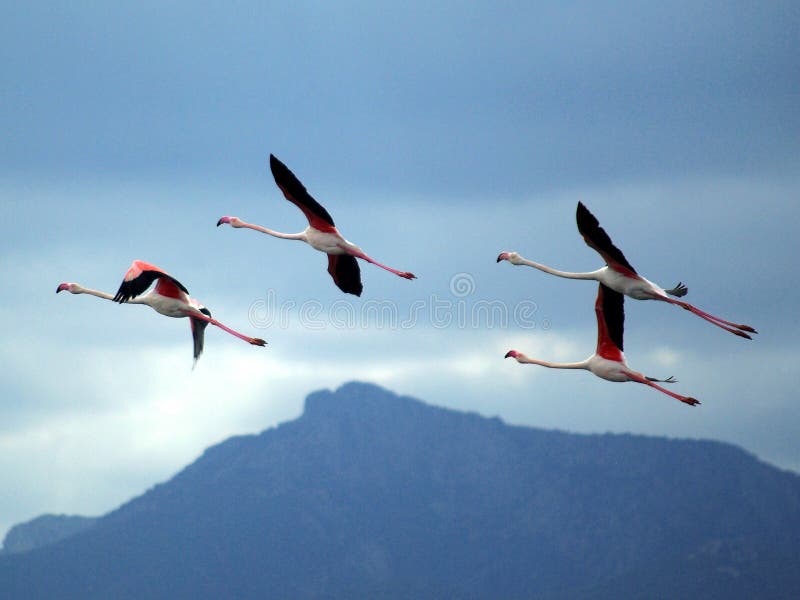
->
[56,282,70,293]
[216,216,233,227]
[496,252,510,263]
[504,350,519,359]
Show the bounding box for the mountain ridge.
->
[1,514,98,555]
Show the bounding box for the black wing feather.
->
[269,154,336,227]
[113,270,189,303]
[327,254,363,296]
[191,307,212,362]
[576,202,637,274]
[599,283,625,351]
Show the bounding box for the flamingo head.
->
[496,251,520,264]
[504,350,520,360]
[56,282,79,294]
[217,216,242,228]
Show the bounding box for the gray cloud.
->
[3,2,798,192]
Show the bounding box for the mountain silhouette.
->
[1,381,798,599]
[1,514,98,555]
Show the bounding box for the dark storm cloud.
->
[3,2,798,193]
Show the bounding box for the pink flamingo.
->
[57,260,266,365]
[506,283,700,406]
[217,154,416,296]
[497,202,756,339]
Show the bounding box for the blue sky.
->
[1,1,799,540]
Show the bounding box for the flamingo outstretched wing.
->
[595,283,625,359]
[269,154,337,232]
[576,202,638,276]
[190,306,212,363]
[113,260,189,303]
[327,254,363,296]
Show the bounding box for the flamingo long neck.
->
[238,221,305,240]
[517,356,591,370]
[514,257,600,281]
[75,286,144,304]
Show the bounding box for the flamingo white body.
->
[583,354,635,383]
[294,225,358,256]
[506,283,700,406]
[498,202,756,339]
[133,291,191,318]
[57,260,266,365]
[218,154,416,296]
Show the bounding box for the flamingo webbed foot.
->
[682,397,701,407]
[399,271,416,280]
[250,338,267,346]
[662,376,677,384]
[646,375,677,384]
[665,282,688,297]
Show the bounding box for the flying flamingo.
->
[217,154,416,296]
[497,202,756,339]
[505,283,699,406]
[57,260,266,365]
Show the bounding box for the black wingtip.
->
[269,154,288,180]
[576,201,593,223]
[335,281,363,297]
